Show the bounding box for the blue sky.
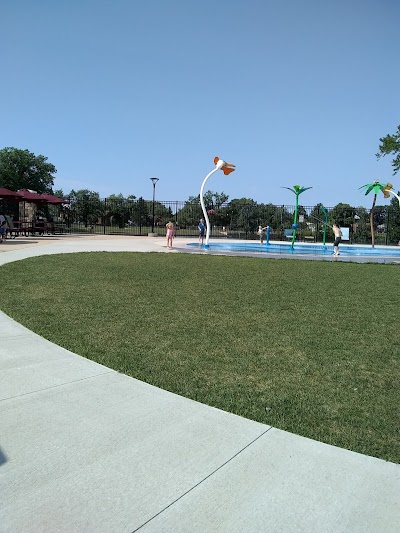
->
[1,0,398,208]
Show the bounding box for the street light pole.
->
[150,178,159,233]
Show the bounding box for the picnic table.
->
[5,220,67,238]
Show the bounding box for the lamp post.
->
[150,177,159,233]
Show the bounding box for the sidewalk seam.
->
[131,426,274,532]
[0,334,33,339]
[0,370,114,402]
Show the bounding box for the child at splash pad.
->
[198,218,206,245]
[332,223,342,256]
[166,221,174,249]
[257,225,271,244]
[257,225,266,243]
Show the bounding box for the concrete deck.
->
[1,235,399,532]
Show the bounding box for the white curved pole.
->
[388,189,400,206]
[200,160,224,246]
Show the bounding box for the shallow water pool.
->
[187,241,400,257]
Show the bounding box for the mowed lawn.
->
[1,252,399,463]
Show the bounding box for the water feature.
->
[187,241,400,257]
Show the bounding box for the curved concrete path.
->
[1,235,399,533]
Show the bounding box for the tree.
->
[376,125,400,174]
[210,191,229,208]
[105,194,137,228]
[53,188,65,198]
[229,198,257,234]
[0,147,56,193]
[153,201,173,227]
[387,194,400,245]
[176,200,202,228]
[186,190,229,209]
[177,191,229,228]
[129,197,150,228]
[329,203,355,227]
[351,206,370,244]
[68,189,103,228]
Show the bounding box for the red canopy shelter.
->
[0,188,23,199]
[39,193,68,204]
[17,189,48,203]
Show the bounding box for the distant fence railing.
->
[1,198,400,245]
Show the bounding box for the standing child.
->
[332,223,342,256]
[198,218,206,245]
[257,225,268,244]
[0,219,6,243]
[166,221,174,249]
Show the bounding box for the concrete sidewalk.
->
[1,235,399,532]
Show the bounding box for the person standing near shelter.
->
[198,218,206,245]
[166,221,174,249]
[0,219,6,243]
[332,223,342,256]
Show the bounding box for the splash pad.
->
[187,241,400,257]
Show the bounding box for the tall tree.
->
[376,125,400,174]
[387,194,400,245]
[177,191,229,228]
[68,189,103,228]
[0,147,57,193]
[229,198,257,233]
[104,194,137,228]
[329,203,355,227]
[53,189,65,198]
[187,190,229,209]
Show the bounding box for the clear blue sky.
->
[1,0,398,208]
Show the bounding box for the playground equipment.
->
[282,185,312,248]
[359,181,394,248]
[266,225,272,244]
[309,205,330,245]
[200,157,235,246]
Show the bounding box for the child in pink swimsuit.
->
[166,221,174,249]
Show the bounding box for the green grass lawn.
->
[1,252,399,463]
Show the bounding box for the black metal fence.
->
[2,197,400,245]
